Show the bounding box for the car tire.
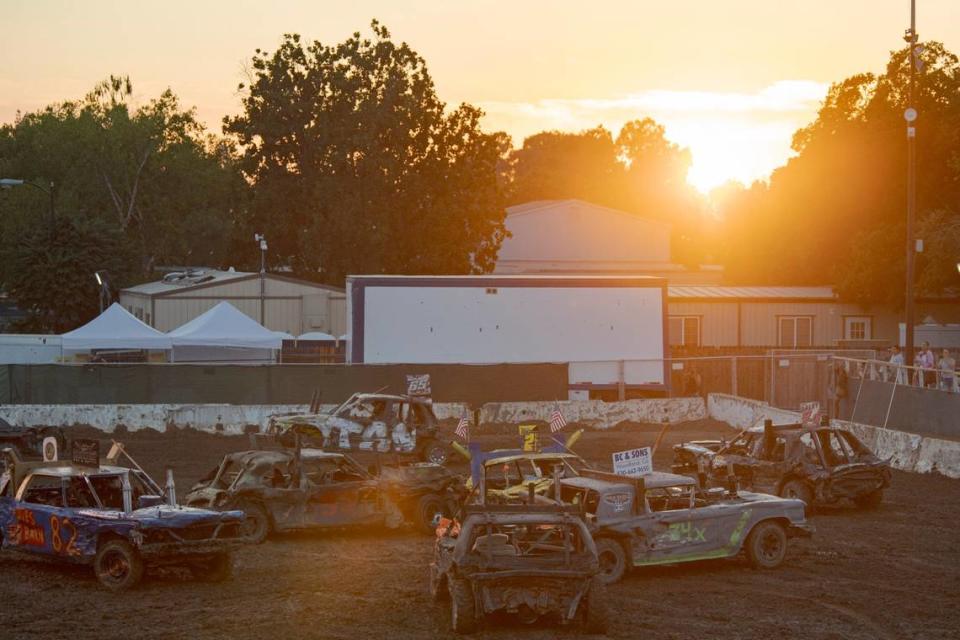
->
[419,438,448,465]
[238,501,270,544]
[745,520,787,569]
[193,552,233,582]
[595,537,629,585]
[449,577,477,634]
[416,494,448,535]
[853,489,883,509]
[779,479,813,507]
[94,539,144,591]
[582,578,610,634]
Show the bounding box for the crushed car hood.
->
[75,505,244,529]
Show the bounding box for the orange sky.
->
[2,1,958,192]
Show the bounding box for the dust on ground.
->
[0,420,957,640]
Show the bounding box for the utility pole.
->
[255,233,268,325]
[903,0,919,371]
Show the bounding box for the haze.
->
[2,0,958,191]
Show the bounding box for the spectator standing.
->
[939,349,956,392]
[918,341,936,388]
[889,345,906,384]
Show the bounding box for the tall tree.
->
[0,76,246,331]
[719,42,960,304]
[225,22,509,283]
[507,120,707,264]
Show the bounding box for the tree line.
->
[1,20,957,331]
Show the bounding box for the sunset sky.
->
[2,1,958,192]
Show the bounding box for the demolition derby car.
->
[0,418,67,473]
[558,469,812,584]
[0,447,245,590]
[269,393,448,464]
[184,448,463,540]
[430,504,608,634]
[671,420,891,508]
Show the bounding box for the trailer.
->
[346,275,668,398]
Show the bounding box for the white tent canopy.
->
[168,301,283,349]
[61,303,172,351]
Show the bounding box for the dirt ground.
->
[1,419,958,640]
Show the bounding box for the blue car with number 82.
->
[0,449,247,590]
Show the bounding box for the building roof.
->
[668,285,837,300]
[505,198,672,230]
[121,269,343,297]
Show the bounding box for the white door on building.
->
[844,316,872,340]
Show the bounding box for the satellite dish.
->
[42,437,59,462]
[904,108,918,122]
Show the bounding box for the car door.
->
[8,472,95,559]
[635,487,725,565]
[303,458,382,527]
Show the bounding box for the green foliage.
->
[225,21,509,282]
[506,118,707,265]
[1,217,135,332]
[720,42,960,303]
[0,76,247,330]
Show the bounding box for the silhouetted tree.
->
[226,22,509,283]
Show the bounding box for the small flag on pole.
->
[455,410,470,441]
[549,405,567,433]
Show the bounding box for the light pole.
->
[254,233,268,325]
[94,271,111,314]
[902,0,919,365]
[0,178,55,228]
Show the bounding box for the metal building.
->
[118,269,346,336]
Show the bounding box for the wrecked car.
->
[0,448,245,590]
[269,393,448,464]
[558,469,812,584]
[671,420,891,508]
[184,448,463,540]
[430,503,608,634]
[0,419,67,472]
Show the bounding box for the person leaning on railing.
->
[939,349,957,392]
[888,345,907,385]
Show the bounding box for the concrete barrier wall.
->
[0,397,707,436]
[706,392,960,479]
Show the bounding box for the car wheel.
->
[193,553,233,582]
[416,494,448,535]
[238,502,270,544]
[853,489,883,509]
[94,539,144,591]
[419,438,448,465]
[779,479,813,507]
[595,537,629,585]
[582,578,610,634]
[449,578,477,634]
[745,521,787,569]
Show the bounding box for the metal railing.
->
[834,356,959,393]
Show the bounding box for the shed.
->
[119,268,346,336]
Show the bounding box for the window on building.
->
[778,316,813,348]
[844,316,871,341]
[669,316,701,347]
[145,312,151,327]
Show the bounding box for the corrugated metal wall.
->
[119,277,346,335]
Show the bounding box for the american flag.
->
[549,406,567,433]
[455,412,470,441]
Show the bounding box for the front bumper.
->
[788,522,815,538]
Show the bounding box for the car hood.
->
[75,505,244,528]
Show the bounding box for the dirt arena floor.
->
[1,419,958,640]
